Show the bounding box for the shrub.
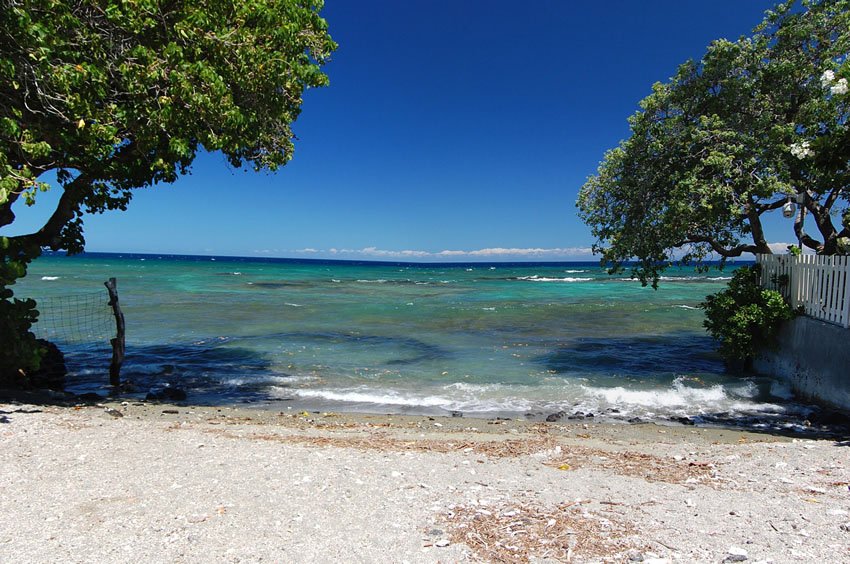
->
[0,289,45,387]
[700,264,794,367]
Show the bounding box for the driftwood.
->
[104,278,125,386]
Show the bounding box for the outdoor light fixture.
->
[783,192,806,219]
[783,197,795,218]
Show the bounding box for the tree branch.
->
[794,206,823,252]
[683,235,761,257]
[822,184,844,214]
[8,173,90,251]
[746,195,770,251]
[799,190,840,249]
[0,188,22,228]
[756,196,789,214]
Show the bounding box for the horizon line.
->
[43,249,754,267]
[43,249,604,266]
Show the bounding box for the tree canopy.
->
[577,0,850,287]
[1,0,334,258]
[0,0,335,381]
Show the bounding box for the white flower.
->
[821,69,835,87]
[790,141,814,159]
[830,78,848,95]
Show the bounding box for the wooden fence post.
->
[104,278,126,386]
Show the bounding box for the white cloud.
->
[767,242,794,254]
[287,246,596,261]
[767,242,816,255]
[286,244,813,261]
[443,247,593,258]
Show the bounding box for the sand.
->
[1,400,849,563]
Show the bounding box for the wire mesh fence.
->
[31,290,116,345]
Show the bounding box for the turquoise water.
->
[15,253,812,426]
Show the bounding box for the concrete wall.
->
[754,316,850,411]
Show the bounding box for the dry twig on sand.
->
[202,427,719,486]
[202,428,560,458]
[544,446,718,486]
[443,500,643,563]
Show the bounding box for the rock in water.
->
[28,340,67,390]
[670,415,695,426]
[809,409,850,427]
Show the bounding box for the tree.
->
[0,0,335,382]
[577,0,850,287]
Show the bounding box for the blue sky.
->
[13,0,789,261]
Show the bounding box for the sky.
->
[12,0,789,261]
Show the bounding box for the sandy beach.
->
[1,399,848,563]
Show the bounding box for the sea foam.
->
[517,275,587,282]
[288,388,452,407]
[583,382,727,407]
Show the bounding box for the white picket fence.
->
[757,254,850,328]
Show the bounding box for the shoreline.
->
[2,398,849,562]
[4,386,848,440]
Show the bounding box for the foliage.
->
[0,229,44,381]
[0,0,335,378]
[577,0,850,287]
[0,289,43,387]
[700,265,795,364]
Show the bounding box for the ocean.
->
[15,252,815,429]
